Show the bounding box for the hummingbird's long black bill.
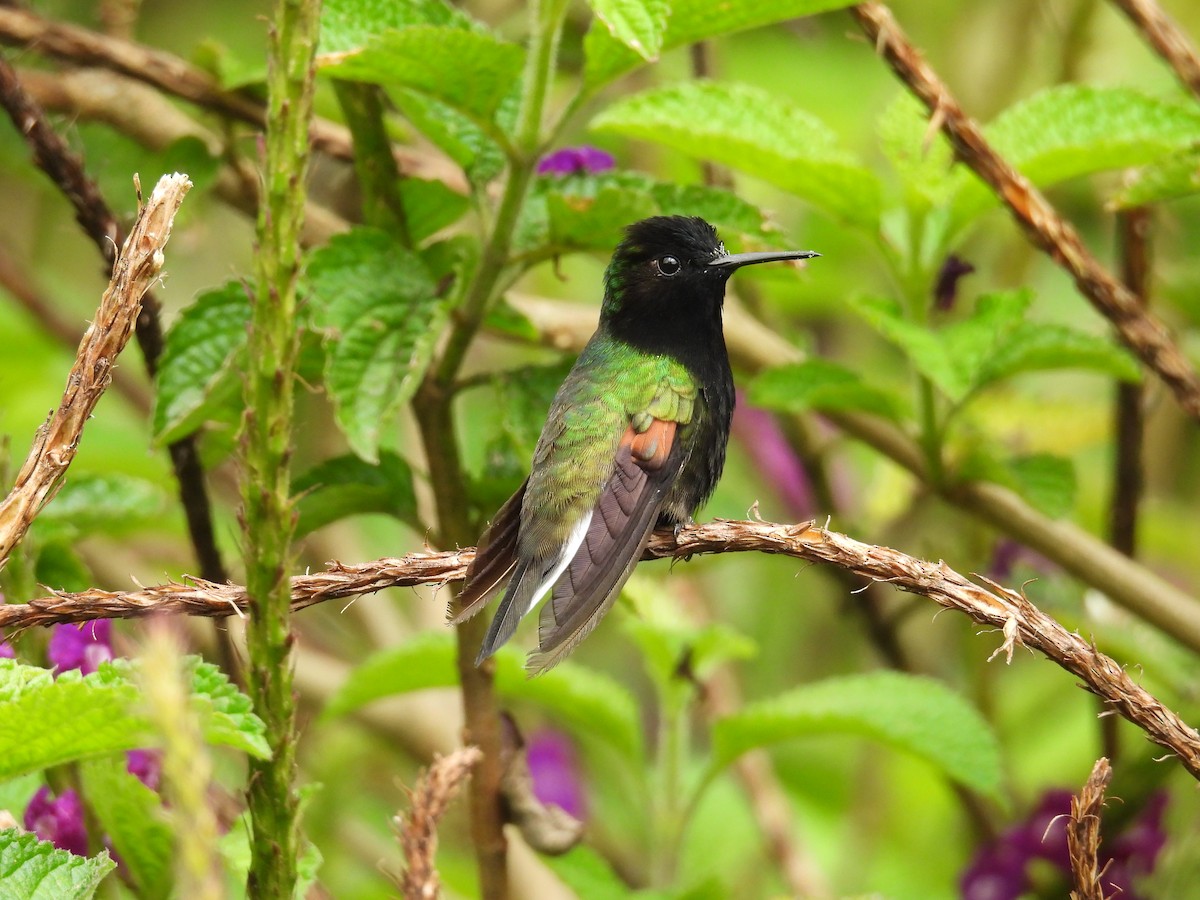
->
[708,249,820,270]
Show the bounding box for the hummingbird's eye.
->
[656,255,681,276]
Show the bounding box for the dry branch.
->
[394,746,483,900]
[1108,0,1200,99]
[1069,758,1113,900]
[851,2,1200,423]
[0,172,191,567]
[7,517,1200,782]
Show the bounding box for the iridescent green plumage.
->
[454,216,818,672]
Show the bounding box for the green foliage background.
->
[2,0,1200,897]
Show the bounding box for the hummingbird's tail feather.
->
[528,435,682,674]
[475,512,592,665]
[450,480,527,626]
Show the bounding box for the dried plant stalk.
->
[1069,758,1113,900]
[395,746,483,899]
[0,172,191,567]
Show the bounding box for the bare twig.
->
[1069,758,1113,900]
[851,1,1200,423]
[0,172,191,567]
[8,517,1200,782]
[394,746,483,900]
[0,6,466,190]
[0,54,227,584]
[1108,0,1200,99]
[506,294,1200,654]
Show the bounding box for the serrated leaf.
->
[877,90,957,208]
[306,228,442,461]
[32,475,167,540]
[749,359,903,421]
[978,322,1142,387]
[0,658,268,781]
[323,632,643,761]
[940,290,1034,394]
[398,178,470,243]
[321,27,523,122]
[153,282,251,443]
[392,89,505,188]
[847,295,967,398]
[952,86,1200,226]
[79,757,172,900]
[592,82,882,229]
[320,0,481,54]
[293,451,419,536]
[712,671,1002,800]
[0,829,114,899]
[583,0,857,89]
[586,0,670,61]
[1112,144,1200,208]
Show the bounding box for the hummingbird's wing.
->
[449,479,528,626]
[527,418,684,673]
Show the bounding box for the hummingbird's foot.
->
[672,517,694,540]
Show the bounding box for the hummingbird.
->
[451,216,819,673]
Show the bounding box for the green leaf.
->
[585,0,670,61]
[306,228,443,462]
[1112,144,1200,208]
[592,81,882,229]
[1006,453,1077,519]
[583,0,857,89]
[321,26,523,122]
[153,282,251,444]
[712,671,1002,800]
[847,295,966,398]
[0,658,269,781]
[0,829,114,900]
[33,544,92,593]
[542,845,670,900]
[293,451,419,536]
[79,757,173,900]
[398,178,470,243]
[320,0,481,54]
[749,360,903,421]
[952,86,1200,225]
[32,475,167,540]
[324,632,643,761]
[940,290,1034,394]
[978,322,1142,388]
[877,90,957,208]
[393,89,505,188]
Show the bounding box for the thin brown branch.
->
[851,1,1200,423]
[1108,0,1200,99]
[0,172,191,566]
[9,517,1200,782]
[0,6,466,190]
[1069,757,1113,900]
[505,294,1200,654]
[394,746,483,900]
[1111,206,1151,558]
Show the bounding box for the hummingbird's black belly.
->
[658,373,735,526]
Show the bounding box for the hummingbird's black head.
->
[600,215,818,353]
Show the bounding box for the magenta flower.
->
[24,787,89,857]
[47,620,113,675]
[526,730,586,819]
[125,749,163,792]
[536,146,615,177]
[0,641,13,659]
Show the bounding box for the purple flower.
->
[526,730,586,819]
[536,145,615,177]
[933,254,975,311]
[0,641,13,659]
[24,787,89,857]
[47,620,113,675]
[126,749,162,792]
[960,839,1031,900]
[732,392,815,520]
